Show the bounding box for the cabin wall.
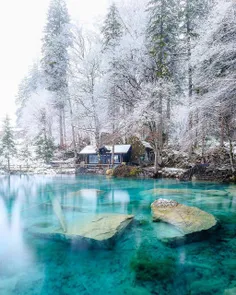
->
[85,153,127,164]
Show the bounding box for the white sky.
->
[0,0,110,125]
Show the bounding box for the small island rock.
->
[151,198,217,235]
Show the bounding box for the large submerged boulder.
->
[29,214,134,249]
[67,214,133,241]
[151,199,217,245]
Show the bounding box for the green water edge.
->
[0,175,235,295]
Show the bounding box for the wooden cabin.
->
[79,145,132,165]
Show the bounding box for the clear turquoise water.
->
[0,175,235,295]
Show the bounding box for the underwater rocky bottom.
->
[0,175,235,295]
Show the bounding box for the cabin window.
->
[89,155,98,163]
[114,155,120,163]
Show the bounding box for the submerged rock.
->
[29,214,133,249]
[193,189,229,196]
[151,199,217,236]
[143,188,228,197]
[224,287,236,295]
[116,286,152,295]
[68,189,104,197]
[130,246,176,282]
[190,278,225,295]
[142,188,191,196]
[226,187,236,197]
[67,214,133,240]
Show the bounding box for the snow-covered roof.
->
[142,141,152,149]
[79,145,131,155]
[79,146,97,154]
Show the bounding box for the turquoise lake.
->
[0,175,235,295]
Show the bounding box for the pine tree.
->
[192,1,236,171]
[102,3,123,166]
[147,0,180,79]
[180,0,214,152]
[102,3,123,49]
[19,143,32,168]
[145,0,180,170]
[16,62,43,124]
[0,116,16,171]
[35,133,55,164]
[41,0,71,148]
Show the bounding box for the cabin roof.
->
[79,145,131,155]
[142,141,152,149]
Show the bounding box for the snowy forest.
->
[2,0,235,174]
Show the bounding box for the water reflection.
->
[0,197,33,275]
[0,175,235,295]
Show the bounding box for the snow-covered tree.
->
[0,116,16,171]
[19,142,32,168]
[41,0,72,148]
[101,3,125,165]
[69,27,106,150]
[35,134,55,164]
[17,89,55,141]
[101,3,123,49]
[191,0,236,171]
[134,80,175,172]
[146,0,180,79]
[179,0,215,151]
[141,0,180,164]
[16,62,43,124]
[34,108,55,163]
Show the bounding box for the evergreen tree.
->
[192,1,236,171]
[16,62,42,124]
[0,116,16,171]
[145,0,180,169]
[41,0,71,148]
[102,3,123,49]
[35,133,55,164]
[179,0,214,151]
[147,0,180,79]
[19,143,32,168]
[102,3,123,166]
[34,107,55,164]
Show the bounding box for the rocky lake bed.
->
[0,175,235,295]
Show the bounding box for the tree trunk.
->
[7,156,10,173]
[59,108,64,148]
[201,128,206,162]
[186,1,193,154]
[154,149,161,174]
[68,95,77,167]
[48,117,53,138]
[225,121,235,173]
[157,3,164,159]
[229,139,235,174]
[166,96,171,146]
[220,116,224,147]
[158,83,163,162]
[194,111,199,148]
[111,142,115,167]
[63,106,67,150]
[154,150,158,174]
